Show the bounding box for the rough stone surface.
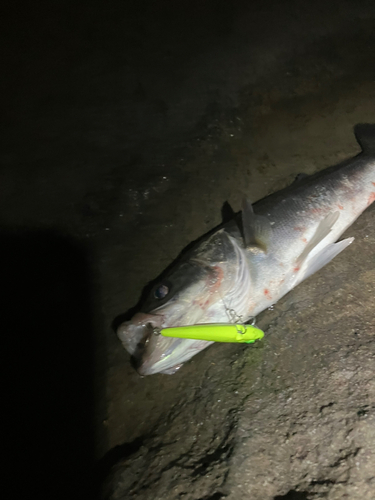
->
[105,208,375,499]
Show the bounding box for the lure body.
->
[160,323,264,343]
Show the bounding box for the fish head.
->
[117,229,251,375]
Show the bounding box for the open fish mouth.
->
[117,311,213,375]
[117,312,164,360]
[136,332,213,376]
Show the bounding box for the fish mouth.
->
[136,333,190,376]
[117,312,164,360]
[117,311,211,376]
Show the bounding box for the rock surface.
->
[105,203,375,499]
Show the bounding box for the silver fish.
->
[117,124,375,375]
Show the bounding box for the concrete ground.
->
[2,1,374,499]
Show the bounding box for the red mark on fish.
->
[338,204,343,210]
[368,192,375,206]
[208,266,224,292]
[311,208,322,215]
[196,266,225,310]
[263,289,272,299]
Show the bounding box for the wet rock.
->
[105,203,374,499]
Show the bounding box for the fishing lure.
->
[160,323,264,343]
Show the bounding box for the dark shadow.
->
[274,490,309,500]
[2,229,98,500]
[95,436,145,487]
[221,200,236,224]
[198,494,226,500]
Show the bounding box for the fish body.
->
[117,125,375,375]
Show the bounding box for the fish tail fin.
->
[354,123,375,154]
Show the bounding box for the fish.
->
[117,124,375,375]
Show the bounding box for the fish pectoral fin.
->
[294,237,354,286]
[296,211,340,267]
[280,212,347,295]
[242,196,272,252]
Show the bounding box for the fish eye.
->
[154,284,169,299]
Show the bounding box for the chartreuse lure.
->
[160,323,264,344]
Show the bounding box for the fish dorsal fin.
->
[354,123,375,153]
[296,211,340,268]
[241,197,272,252]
